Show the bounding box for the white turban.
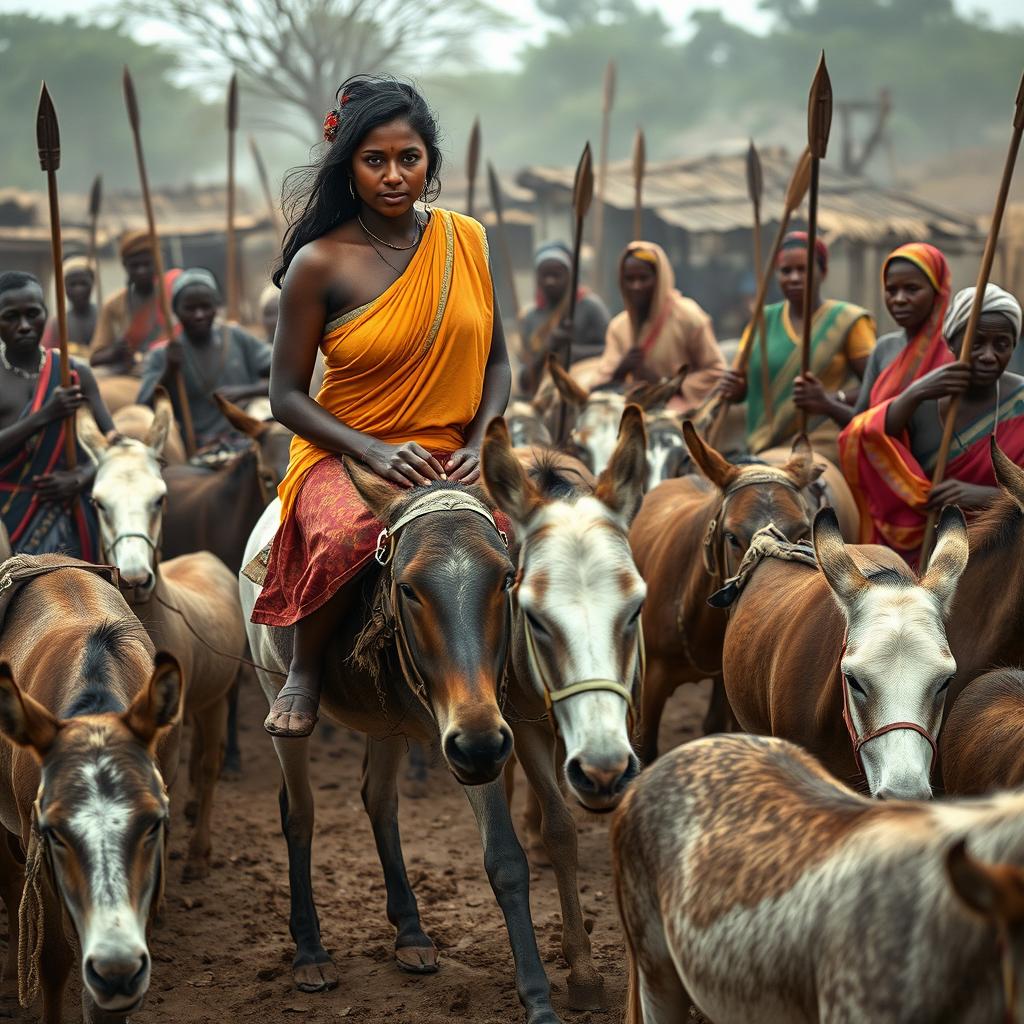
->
[943,283,1022,343]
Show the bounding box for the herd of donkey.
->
[0,357,1021,1024]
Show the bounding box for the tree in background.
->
[0,15,217,192]
[118,0,515,141]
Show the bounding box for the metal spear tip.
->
[36,82,61,172]
[573,142,595,222]
[632,127,646,179]
[1014,68,1024,130]
[486,161,503,216]
[746,139,763,205]
[123,66,140,130]
[227,72,239,132]
[785,147,814,213]
[89,174,103,216]
[807,51,833,159]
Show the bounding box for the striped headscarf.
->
[943,283,1022,343]
[779,231,828,273]
[870,242,952,405]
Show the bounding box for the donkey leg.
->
[703,676,738,735]
[361,736,437,972]
[222,673,243,778]
[274,735,339,993]
[515,721,604,1010]
[184,712,202,826]
[182,692,229,882]
[638,658,674,764]
[464,778,561,1024]
[39,891,74,1024]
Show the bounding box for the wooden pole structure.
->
[123,66,196,457]
[465,117,481,220]
[226,73,240,323]
[919,69,1024,565]
[249,135,283,238]
[747,139,773,429]
[706,147,813,446]
[87,174,104,308]
[632,127,645,241]
[592,60,616,291]
[36,83,76,469]
[799,52,833,436]
[556,142,595,443]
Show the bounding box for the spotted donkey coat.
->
[613,733,1024,1024]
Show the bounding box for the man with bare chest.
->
[0,271,114,557]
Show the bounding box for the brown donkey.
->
[79,398,246,881]
[613,733,1024,1024]
[0,558,181,1023]
[629,422,822,759]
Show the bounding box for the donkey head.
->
[213,393,294,492]
[814,506,969,801]
[347,463,516,787]
[0,654,181,1015]
[684,421,823,579]
[483,406,647,812]
[79,397,174,599]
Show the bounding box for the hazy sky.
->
[1,0,1021,70]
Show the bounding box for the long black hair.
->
[273,75,443,287]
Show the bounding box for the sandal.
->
[264,684,320,738]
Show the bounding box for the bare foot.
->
[264,684,319,738]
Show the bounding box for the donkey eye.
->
[143,821,163,844]
[846,674,866,696]
[627,605,643,625]
[724,532,741,548]
[47,828,70,852]
[525,611,548,636]
[91,497,106,513]
[937,676,953,694]
[398,583,418,602]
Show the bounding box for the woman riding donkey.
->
[252,76,510,738]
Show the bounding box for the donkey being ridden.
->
[0,559,182,1024]
[78,398,246,881]
[241,461,569,1024]
[613,733,1024,1024]
[629,422,822,759]
[721,506,968,800]
[480,406,646,1010]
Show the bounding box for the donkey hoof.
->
[294,958,339,992]
[395,944,439,974]
[184,799,199,826]
[567,976,606,1010]
[181,858,210,883]
[526,1009,563,1024]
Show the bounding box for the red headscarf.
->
[869,242,951,405]
[779,230,828,273]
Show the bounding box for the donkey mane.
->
[861,562,916,588]
[527,450,592,500]
[65,617,150,719]
[970,490,1023,555]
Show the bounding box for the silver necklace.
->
[0,342,45,380]
[357,214,422,251]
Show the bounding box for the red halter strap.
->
[838,633,939,778]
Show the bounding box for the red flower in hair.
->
[323,110,340,142]
[340,93,351,106]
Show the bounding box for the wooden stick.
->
[592,59,616,292]
[123,67,196,457]
[88,174,103,309]
[632,126,645,241]
[249,135,284,238]
[747,139,773,428]
[919,68,1024,565]
[799,52,833,436]
[705,147,812,446]
[486,162,522,324]
[226,73,240,323]
[465,117,481,220]
[36,82,76,469]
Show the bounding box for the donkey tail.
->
[612,797,645,1024]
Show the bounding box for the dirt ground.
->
[2,678,709,1024]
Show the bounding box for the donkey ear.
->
[595,405,648,525]
[682,420,738,490]
[76,408,109,465]
[991,435,1024,511]
[343,456,404,522]
[783,433,825,489]
[947,838,1024,924]
[481,417,543,530]
[214,391,269,439]
[125,652,183,746]
[145,389,175,456]
[546,353,589,408]
[626,365,688,413]
[921,506,969,616]
[813,506,865,606]
[0,663,62,761]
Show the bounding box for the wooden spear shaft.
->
[226,73,240,322]
[486,163,522,322]
[123,67,196,457]
[592,60,615,292]
[632,126,645,241]
[88,174,103,309]
[919,69,1024,564]
[36,83,76,469]
[747,140,773,428]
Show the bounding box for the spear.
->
[226,73,240,323]
[249,135,283,238]
[919,69,1024,564]
[88,174,104,308]
[123,66,196,456]
[465,117,481,219]
[799,52,833,436]
[592,59,616,291]
[556,142,594,443]
[35,83,76,469]
[747,139,773,428]
[706,147,813,446]
[632,126,645,241]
